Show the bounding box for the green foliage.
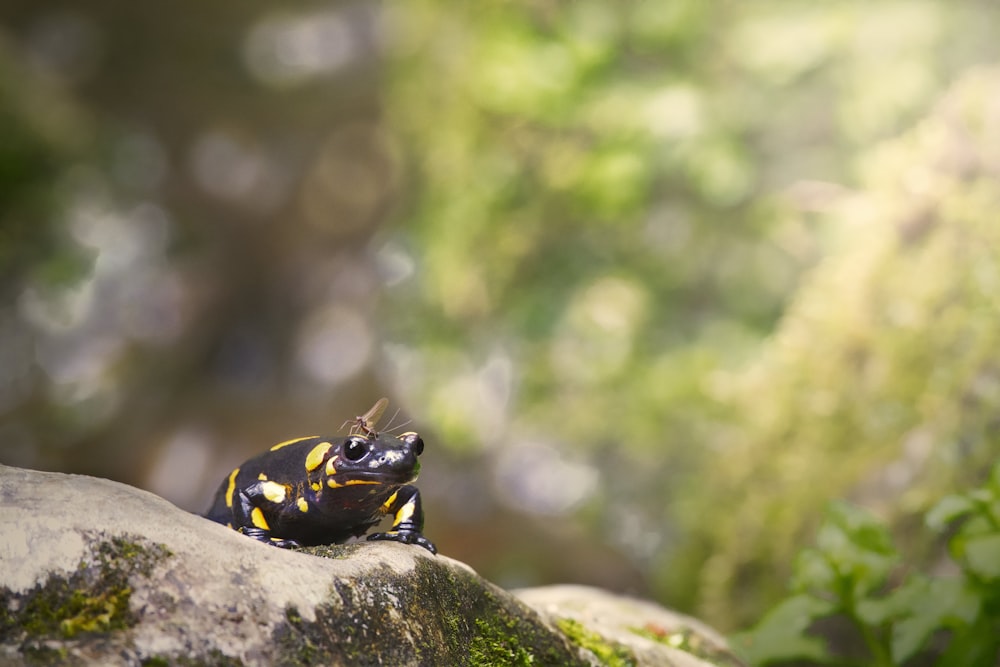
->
[684,67,1000,628]
[382,0,1000,628]
[733,467,1000,666]
[0,38,93,297]
[384,0,1000,445]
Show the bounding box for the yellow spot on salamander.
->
[325,456,338,476]
[258,472,268,481]
[251,507,269,530]
[225,468,240,508]
[327,478,382,489]
[261,481,287,503]
[305,441,333,472]
[381,491,399,514]
[296,497,308,513]
[395,501,415,526]
[270,435,319,452]
[311,482,321,492]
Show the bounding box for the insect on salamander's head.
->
[323,431,424,488]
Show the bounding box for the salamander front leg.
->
[232,483,301,548]
[367,485,436,554]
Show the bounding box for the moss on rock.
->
[0,534,170,647]
[557,618,636,667]
[273,554,589,666]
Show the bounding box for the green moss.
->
[202,650,245,667]
[273,552,588,666]
[556,618,636,667]
[296,542,366,560]
[0,535,171,648]
[455,615,534,665]
[277,606,330,666]
[468,616,537,666]
[20,644,69,666]
[21,579,131,638]
[140,650,244,667]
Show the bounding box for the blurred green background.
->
[3,0,1000,633]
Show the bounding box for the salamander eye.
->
[402,432,424,456]
[344,437,369,461]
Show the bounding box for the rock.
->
[0,464,741,666]
[516,586,744,667]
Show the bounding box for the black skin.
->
[203,431,436,554]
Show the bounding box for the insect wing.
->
[341,397,390,436]
[360,397,389,432]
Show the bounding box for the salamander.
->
[203,406,435,554]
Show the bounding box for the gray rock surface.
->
[0,464,742,666]
[516,585,744,667]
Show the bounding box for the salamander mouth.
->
[328,470,416,488]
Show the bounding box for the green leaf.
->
[931,578,980,626]
[811,503,898,599]
[886,578,934,661]
[988,462,1000,496]
[792,503,899,602]
[962,534,1000,581]
[926,495,976,532]
[967,489,994,505]
[731,594,835,666]
[823,501,895,556]
[954,514,995,540]
[792,548,837,595]
[890,578,979,663]
[937,614,1000,667]
[856,579,914,627]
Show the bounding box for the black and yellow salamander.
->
[203,400,436,554]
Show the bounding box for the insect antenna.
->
[377,407,416,435]
[386,418,413,435]
[380,408,401,431]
